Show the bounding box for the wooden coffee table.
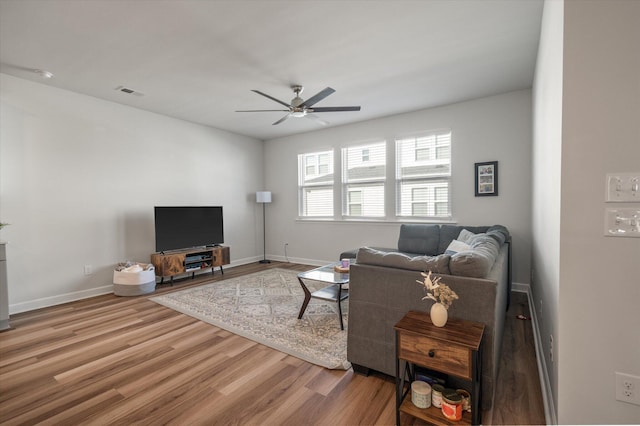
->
[297,263,349,330]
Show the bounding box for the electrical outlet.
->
[616,372,640,406]
[84,265,93,275]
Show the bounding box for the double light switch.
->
[607,173,639,202]
[606,173,640,238]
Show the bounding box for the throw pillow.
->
[444,239,471,255]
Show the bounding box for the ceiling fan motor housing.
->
[291,85,304,108]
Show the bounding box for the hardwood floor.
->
[0,262,545,425]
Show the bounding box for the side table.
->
[395,311,484,425]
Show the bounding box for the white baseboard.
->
[9,256,268,315]
[10,285,114,314]
[267,254,329,266]
[523,286,558,425]
[512,281,530,293]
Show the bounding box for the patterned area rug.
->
[150,268,350,370]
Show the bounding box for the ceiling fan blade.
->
[309,106,361,112]
[299,87,335,108]
[272,114,291,125]
[252,90,291,108]
[236,109,290,112]
[306,114,329,126]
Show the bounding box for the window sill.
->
[295,217,457,225]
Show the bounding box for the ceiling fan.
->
[236,85,361,125]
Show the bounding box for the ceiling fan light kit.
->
[236,85,361,126]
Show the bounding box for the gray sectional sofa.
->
[341,224,511,410]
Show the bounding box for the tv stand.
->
[150,246,230,285]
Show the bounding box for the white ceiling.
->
[0,0,543,141]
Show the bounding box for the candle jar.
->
[411,381,432,409]
[441,392,463,421]
[431,384,444,408]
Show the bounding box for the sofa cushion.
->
[438,225,490,254]
[397,224,440,255]
[356,247,451,274]
[449,234,501,278]
[486,225,510,245]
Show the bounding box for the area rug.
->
[150,268,350,370]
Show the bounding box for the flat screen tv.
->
[154,206,224,252]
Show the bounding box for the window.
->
[297,131,453,221]
[342,142,386,217]
[298,150,334,217]
[396,132,451,218]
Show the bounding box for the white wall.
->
[531,0,563,422]
[264,90,533,285]
[533,0,640,423]
[0,74,264,313]
[558,0,640,423]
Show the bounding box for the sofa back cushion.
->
[356,247,451,274]
[438,225,491,254]
[449,234,501,278]
[397,224,440,255]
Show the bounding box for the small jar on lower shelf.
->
[441,392,463,421]
[431,384,444,408]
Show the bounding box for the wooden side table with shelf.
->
[395,311,484,425]
[150,246,230,285]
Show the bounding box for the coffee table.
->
[297,263,350,330]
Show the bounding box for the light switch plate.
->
[605,208,640,237]
[606,173,640,202]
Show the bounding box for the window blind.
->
[298,150,334,217]
[396,132,451,218]
[342,142,386,217]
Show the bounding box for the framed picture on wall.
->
[475,161,498,196]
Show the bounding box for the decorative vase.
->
[430,302,448,327]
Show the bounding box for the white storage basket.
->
[113,263,156,296]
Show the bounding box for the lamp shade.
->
[256,191,272,203]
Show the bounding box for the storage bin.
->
[113,263,156,296]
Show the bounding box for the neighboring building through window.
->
[342,142,386,217]
[297,131,452,220]
[396,131,451,218]
[298,150,334,217]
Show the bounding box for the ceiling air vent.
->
[114,85,144,97]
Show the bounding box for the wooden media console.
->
[150,246,230,285]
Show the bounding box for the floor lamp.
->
[256,191,272,264]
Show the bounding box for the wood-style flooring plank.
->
[0,261,545,425]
